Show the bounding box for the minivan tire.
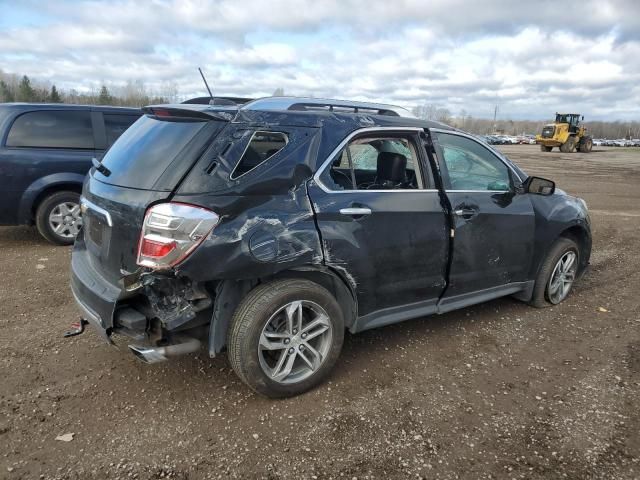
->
[529,237,580,308]
[227,279,344,398]
[35,191,82,245]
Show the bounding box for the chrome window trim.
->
[229,130,289,180]
[429,127,525,186]
[313,126,437,194]
[80,196,113,227]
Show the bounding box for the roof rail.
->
[241,97,414,117]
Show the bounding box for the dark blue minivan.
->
[0,103,141,244]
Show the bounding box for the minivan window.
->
[104,114,141,147]
[230,131,288,179]
[95,115,207,190]
[6,110,94,149]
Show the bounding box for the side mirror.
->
[581,115,584,121]
[525,176,555,196]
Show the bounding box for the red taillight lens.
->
[140,237,177,258]
[137,203,220,269]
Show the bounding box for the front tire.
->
[540,145,553,152]
[35,191,82,245]
[579,137,593,153]
[529,237,580,308]
[227,279,344,398]
[559,137,576,153]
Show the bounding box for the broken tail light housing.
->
[137,203,220,269]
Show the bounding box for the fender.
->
[17,172,86,224]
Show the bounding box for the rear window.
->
[95,115,208,190]
[6,110,94,149]
[104,113,141,146]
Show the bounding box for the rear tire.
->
[227,279,344,398]
[35,191,82,245]
[529,237,580,308]
[540,145,553,152]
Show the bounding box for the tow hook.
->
[63,319,89,338]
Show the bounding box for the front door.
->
[430,130,535,305]
[308,128,449,329]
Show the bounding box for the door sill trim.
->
[350,281,534,333]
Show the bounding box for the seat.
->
[375,151,407,188]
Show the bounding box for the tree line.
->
[414,104,640,140]
[0,70,177,107]
[1,71,638,139]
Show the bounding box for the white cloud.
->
[0,0,639,119]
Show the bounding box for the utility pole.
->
[492,105,498,134]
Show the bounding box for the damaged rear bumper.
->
[70,240,121,343]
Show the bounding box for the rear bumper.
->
[70,236,122,343]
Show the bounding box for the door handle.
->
[454,208,478,219]
[339,207,372,216]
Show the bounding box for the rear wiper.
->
[92,157,111,177]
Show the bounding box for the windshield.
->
[95,115,208,190]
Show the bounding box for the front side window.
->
[6,110,94,149]
[320,134,424,190]
[435,132,511,191]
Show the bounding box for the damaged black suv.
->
[71,97,591,397]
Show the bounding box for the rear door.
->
[308,127,449,329]
[430,130,535,306]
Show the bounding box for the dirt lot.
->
[1,145,639,479]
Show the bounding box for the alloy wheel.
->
[547,250,577,304]
[258,300,333,384]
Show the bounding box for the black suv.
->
[71,97,591,397]
[0,103,141,244]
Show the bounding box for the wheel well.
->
[270,267,357,330]
[559,225,590,273]
[207,267,357,357]
[31,183,82,220]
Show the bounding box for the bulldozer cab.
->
[556,113,581,133]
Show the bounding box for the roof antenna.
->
[198,67,214,104]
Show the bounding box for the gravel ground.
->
[1,145,639,479]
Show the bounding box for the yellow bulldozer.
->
[536,113,592,153]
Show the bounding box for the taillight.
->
[137,203,220,269]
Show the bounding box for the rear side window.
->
[104,114,141,146]
[6,110,94,149]
[95,115,208,190]
[230,131,287,179]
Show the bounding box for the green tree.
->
[98,85,113,105]
[17,75,36,102]
[49,84,62,103]
[0,79,14,102]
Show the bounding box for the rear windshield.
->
[95,115,207,190]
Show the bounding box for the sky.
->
[0,0,639,120]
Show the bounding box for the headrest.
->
[376,151,407,184]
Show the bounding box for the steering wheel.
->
[331,170,354,189]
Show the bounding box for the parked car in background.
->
[0,103,141,244]
[71,97,592,398]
